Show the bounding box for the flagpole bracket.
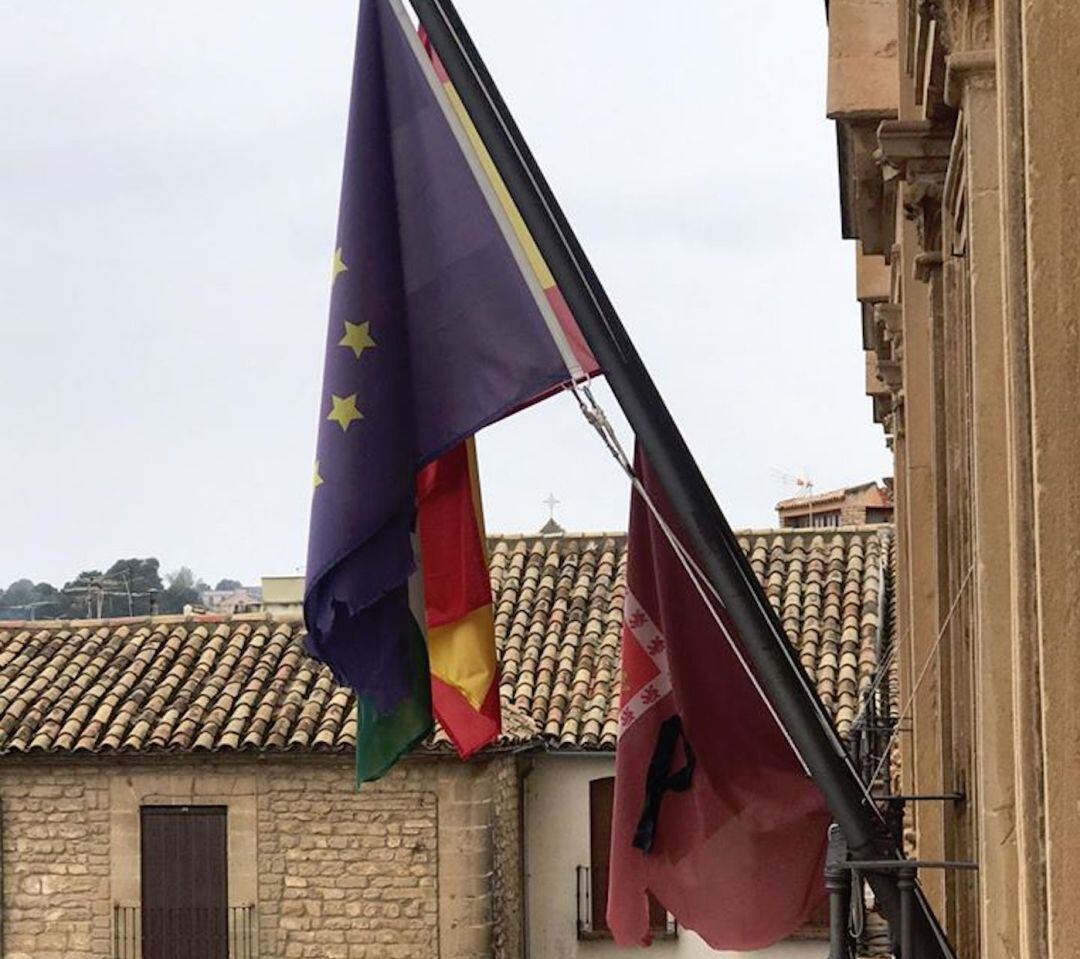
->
[842,859,979,872]
[874,792,966,803]
[825,824,854,959]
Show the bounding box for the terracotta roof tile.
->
[0,527,890,755]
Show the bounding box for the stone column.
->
[437,764,495,959]
[1012,6,1080,957]
[891,426,917,800]
[896,207,947,915]
[944,44,1021,959]
[878,115,954,917]
[996,2,1048,956]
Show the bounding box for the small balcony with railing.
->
[112,904,256,959]
[575,865,676,941]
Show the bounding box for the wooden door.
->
[589,777,615,932]
[589,777,669,935]
[140,806,228,959]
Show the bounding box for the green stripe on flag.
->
[355,612,433,784]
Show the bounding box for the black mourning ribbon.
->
[632,714,697,853]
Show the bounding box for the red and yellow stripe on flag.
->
[422,36,598,378]
[416,440,500,758]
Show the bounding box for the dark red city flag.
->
[607,446,832,949]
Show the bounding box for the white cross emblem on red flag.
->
[618,591,672,736]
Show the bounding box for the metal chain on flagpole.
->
[567,381,816,778]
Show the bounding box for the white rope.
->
[569,385,724,610]
[868,563,975,791]
[851,633,901,731]
[567,382,814,777]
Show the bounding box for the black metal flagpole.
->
[408,1,955,955]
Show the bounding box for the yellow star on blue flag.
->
[328,394,363,432]
[339,320,377,360]
[332,248,348,285]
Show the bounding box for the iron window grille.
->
[575,865,676,941]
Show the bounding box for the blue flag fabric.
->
[305,0,580,728]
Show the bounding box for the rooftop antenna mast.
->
[771,469,816,526]
[64,575,151,619]
[0,599,59,622]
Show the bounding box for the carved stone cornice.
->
[879,358,903,393]
[873,393,893,427]
[890,244,904,302]
[941,0,994,54]
[877,120,954,273]
[944,48,996,107]
[892,398,906,444]
[883,396,905,449]
[906,175,946,257]
[915,1,993,59]
[839,120,894,257]
[868,299,906,437]
[876,302,905,351]
[915,251,945,283]
[877,120,955,167]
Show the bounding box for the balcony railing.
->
[575,864,595,937]
[575,865,676,940]
[112,904,256,959]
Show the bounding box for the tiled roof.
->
[0,527,890,757]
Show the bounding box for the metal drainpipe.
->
[1,798,5,958]
[825,824,852,959]
[876,540,892,788]
[519,757,535,959]
[898,866,916,959]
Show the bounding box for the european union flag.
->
[305,0,595,781]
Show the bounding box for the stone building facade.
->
[0,756,511,959]
[0,529,890,958]
[825,2,1080,957]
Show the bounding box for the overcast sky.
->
[0,1,890,589]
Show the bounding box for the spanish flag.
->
[417,439,499,759]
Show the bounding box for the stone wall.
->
[0,766,112,959]
[0,754,526,959]
[257,764,439,959]
[839,502,868,526]
[490,758,522,959]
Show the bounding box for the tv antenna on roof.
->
[770,469,817,526]
[771,468,815,497]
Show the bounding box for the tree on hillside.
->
[1,579,36,608]
[161,567,211,614]
[0,579,73,618]
[215,578,243,592]
[106,558,164,595]
[3,558,217,619]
